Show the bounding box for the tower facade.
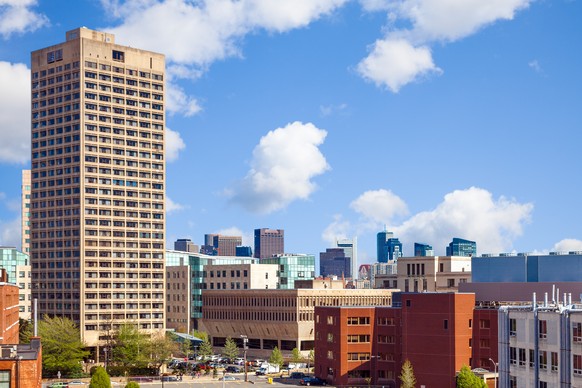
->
[446,238,477,257]
[336,237,357,280]
[254,228,284,259]
[21,170,31,255]
[30,28,166,346]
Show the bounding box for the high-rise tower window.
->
[112,50,125,62]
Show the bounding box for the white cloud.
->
[165,127,186,162]
[166,197,186,213]
[103,0,346,65]
[320,103,348,117]
[552,239,582,253]
[357,38,441,92]
[0,0,48,38]
[0,61,31,164]
[101,0,346,116]
[357,0,532,91]
[350,189,408,225]
[529,59,542,73]
[0,216,21,249]
[230,121,330,214]
[324,187,533,256]
[321,214,351,246]
[393,187,532,255]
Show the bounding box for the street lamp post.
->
[489,358,498,388]
[240,335,248,382]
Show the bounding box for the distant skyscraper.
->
[21,170,31,255]
[254,228,284,259]
[213,235,242,256]
[201,234,242,256]
[30,27,166,347]
[377,230,402,263]
[446,238,476,257]
[174,238,198,253]
[319,248,350,278]
[377,230,394,262]
[336,237,357,279]
[414,243,434,257]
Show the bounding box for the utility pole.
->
[241,335,248,382]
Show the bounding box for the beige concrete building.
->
[204,263,278,290]
[30,27,166,348]
[21,170,31,255]
[374,256,471,292]
[200,288,394,358]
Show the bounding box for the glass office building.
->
[261,254,315,289]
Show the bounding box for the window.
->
[551,352,558,372]
[530,349,535,368]
[574,322,582,342]
[509,376,517,388]
[574,354,582,375]
[480,319,490,329]
[347,317,370,325]
[0,370,10,388]
[347,353,370,361]
[539,320,547,339]
[510,318,517,336]
[539,382,547,388]
[510,347,517,365]
[539,350,547,370]
[447,278,455,287]
[327,316,333,325]
[113,50,125,62]
[327,333,333,342]
[444,319,448,329]
[327,350,333,360]
[347,334,370,343]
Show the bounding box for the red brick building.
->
[315,293,479,388]
[471,308,499,371]
[0,270,43,388]
[0,270,19,345]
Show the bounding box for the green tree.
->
[223,336,239,361]
[111,323,149,371]
[268,347,284,367]
[399,359,417,388]
[291,348,303,364]
[125,382,140,388]
[456,365,486,388]
[89,366,111,388]
[19,318,32,344]
[307,349,315,371]
[194,331,213,359]
[147,332,179,371]
[39,315,90,377]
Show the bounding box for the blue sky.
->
[0,0,581,264]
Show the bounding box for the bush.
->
[89,366,111,388]
[125,382,140,388]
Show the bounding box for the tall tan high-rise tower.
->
[30,28,166,349]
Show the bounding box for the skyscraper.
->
[337,237,357,279]
[414,242,434,257]
[174,238,198,253]
[377,230,402,263]
[319,248,350,278]
[30,27,166,347]
[254,228,284,259]
[377,230,393,262]
[446,238,476,257]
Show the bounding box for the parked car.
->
[234,357,245,365]
[219,375,238,381]
[225,366,242,373]
[67,382,85,386]
[300,376,327,386]
[48,383,68,388]
[289,372,307,380]
[161,376,179,382]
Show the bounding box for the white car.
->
[234,358,245,365]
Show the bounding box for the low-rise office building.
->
[374,255,471,292]
[200,288,394,358]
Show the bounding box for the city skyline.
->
[0,1,581,264]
